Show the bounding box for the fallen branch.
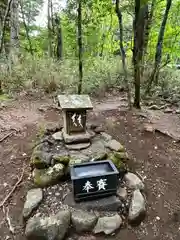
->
[0,167,25,208]
[0,131,14,143]
[3,206,15,234]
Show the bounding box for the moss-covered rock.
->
[33,163,64,187]
[30,150,52,169]
[113,152,129,162]
[65,154,90,175]
[52,154,70,165]
[108,152,126,170]
[93,152,108,161]
[68,155,89,168]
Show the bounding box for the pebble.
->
[55,192,60,196]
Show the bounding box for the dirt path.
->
[0,95,180,240]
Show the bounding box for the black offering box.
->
[70,160,119,202]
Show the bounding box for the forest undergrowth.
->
[1,56,180,103]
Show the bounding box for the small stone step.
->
[63,130,91,144]
[65,142,90,150]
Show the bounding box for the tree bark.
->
[115,0,132,109]
[10,0,19,64]
[0,0,12,54]
[77,0,83,94]
[143,0,156,58]
[48,0,53,57]
[140,3,149,76]
[55,15,63,60]
[133,0,148,109]
[19,0,33,56]
[133,0,141,109]
[146,0,172,94]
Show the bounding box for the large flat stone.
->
[64,193,122,211]
[58,95,93,110]
[52,131,63,141]
[124,172,144,190]
[106,139,125,152]
[71,209,97,232]
[25,210,70,240]
[81,136,108,161]
[117,187,127,201]
[65,142,90,150]
[100,132,112,142]
[93,214,122,235]
[23,188,43,219]
[63,130,90,144]
[58,94,93,109]
[128,189,146,225]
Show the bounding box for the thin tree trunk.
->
[50,0,55,35]
[19,0,33,56]
[55,15,63,60]
[48,0,53,57]
[77,0,83,94]
[140,4,149,76]
[0,0,12,54]
[115,0,132,109]
[146,0,172,94]
[141,0,156,77]
[133,0,141,109]
[10,0,19,64]
[143,0,156,57]
[100,32,105,57]
[133,1,148,108]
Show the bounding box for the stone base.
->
[65,142,91,150]
[63,130,91,144]
[64,192,122,211]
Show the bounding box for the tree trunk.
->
[77,0,83,94]
[133,0,148,109]
[140,3,150,76]
[55,15,63,60]
[20,0,33,56]
[48,0,53,57]
[0,0,12,54]
[10,0,19,64]
[115,0,132,109]
[100,32,105,57]
[143,0,156,58]
[146,0,172,94]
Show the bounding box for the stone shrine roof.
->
[58,95,93,110]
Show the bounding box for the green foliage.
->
[147,0,180,62]
[36,123,47,140]
[1,0,180,102]
[0,93,10,100]
[20,0,44,25]
[1,55,124,95]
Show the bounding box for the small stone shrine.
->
[23,94,147,240]
[58,94,93,135]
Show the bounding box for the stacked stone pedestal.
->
[63,129,91,150]
[24,124,147,239]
